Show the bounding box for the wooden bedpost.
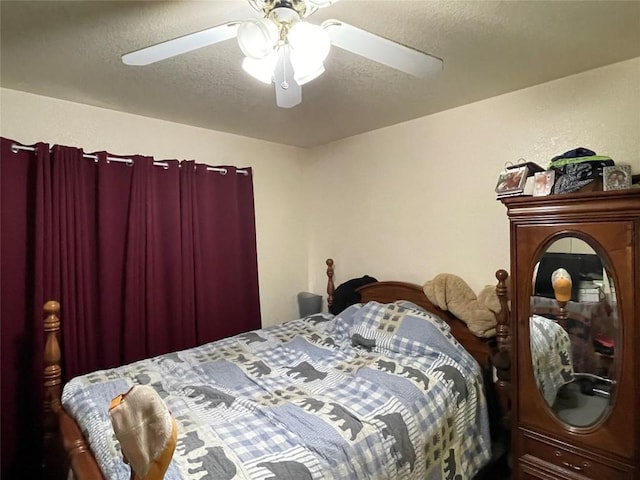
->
[492,269,511,427]
[42,301,105,480]
[42,300,65,478]
[326,258,335,309]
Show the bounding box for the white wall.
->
[0,88,308,326]
[3,58,639,324]
[306,58,640,296]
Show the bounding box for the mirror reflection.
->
[530,237,618,427]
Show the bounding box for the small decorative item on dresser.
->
[532,171,555,197]
[603,165,632,191]
[495,159,544,198]
[495,165,528,197]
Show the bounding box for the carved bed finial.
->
[43,300,63,476]
[493,269,511,427]
[326,258,335,308]
[552,267,572,327]
[495,269,510,349]
[43,300,62,406]
[42,300,104,480]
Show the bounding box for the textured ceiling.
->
[2,1,639,148]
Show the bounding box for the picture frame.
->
[603,165,631,191]
[533,170,555,197]
[495,165,529,196]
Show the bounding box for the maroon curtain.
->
[1,137,261,477]
[1,140,43,479]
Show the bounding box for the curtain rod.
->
[10,144,248,175]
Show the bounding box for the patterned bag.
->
[549,147,614,194]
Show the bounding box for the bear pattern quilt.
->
[529,314,574,405]
[62,301,491,479]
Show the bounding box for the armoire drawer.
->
[521,435,633,479]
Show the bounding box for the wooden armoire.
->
[501,189,640,479]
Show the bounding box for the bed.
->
[42,260,511,480]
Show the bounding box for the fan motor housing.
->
[261,0,312,19]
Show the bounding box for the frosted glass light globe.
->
[237,19,278,59]
[242,51,278,84]
[288,22,331,64]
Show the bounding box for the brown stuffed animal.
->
[423,273,501,338]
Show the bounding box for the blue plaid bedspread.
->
[62,301,491,479]
[530,314,574,405]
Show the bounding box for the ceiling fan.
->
[122,0,443,108]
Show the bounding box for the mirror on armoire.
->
[530,236,618,427]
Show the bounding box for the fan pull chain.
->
[281,47,289,90]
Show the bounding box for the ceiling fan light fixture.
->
[242,52,278,84]
[291,58,325,85]
[237,18,278,59]
[288,22,331,64]
[306,0,338,8]
[271,5,301,24]
[120,0,444,109]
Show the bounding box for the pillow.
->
[320,303,363,341]
[349,301,455,357]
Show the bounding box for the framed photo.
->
[603,165,631,191]
[533,170,555,197]
[495,165,528,196]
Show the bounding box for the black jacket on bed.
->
[329,275,378,315]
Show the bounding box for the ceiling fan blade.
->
[273,47,302,108]
[122,22,240,66]
[322,20,443,78]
